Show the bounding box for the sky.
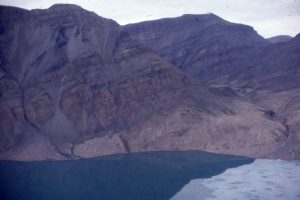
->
[1,0,300,38]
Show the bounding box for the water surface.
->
[0,151,252,200]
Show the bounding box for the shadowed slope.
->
[123,14,267,82]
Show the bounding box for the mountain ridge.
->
[123,13,268,83]
[0,4,298,161]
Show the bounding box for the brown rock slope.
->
[246,35,300,160]
[0,5,287,161]
[124,15,300,160]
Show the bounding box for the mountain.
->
[124,14,300,160]
[123,14,268,83]
[248,34,300,159]
[253,34,300,90]
[0,5,295,161]
[268,35,292,43]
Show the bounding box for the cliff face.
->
[0,5,294,161]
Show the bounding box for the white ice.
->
[171,159,300,200]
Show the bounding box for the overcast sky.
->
[1,0,300,38]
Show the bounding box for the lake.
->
[0,151,299,200]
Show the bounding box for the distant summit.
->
[48,3,83,10]
[268,35,292,43]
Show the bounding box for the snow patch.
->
[172,159,300,200]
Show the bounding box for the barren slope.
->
[124,15,300,160]
[0,5,289,160]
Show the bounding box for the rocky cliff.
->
[0,4,295,161]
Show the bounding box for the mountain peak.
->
[172,13,224,23]
[48,4,83,11]
[268,35,292,43]
[181,13,225,21]
[181,13,220,18]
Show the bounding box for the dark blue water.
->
[0,151,253,200]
